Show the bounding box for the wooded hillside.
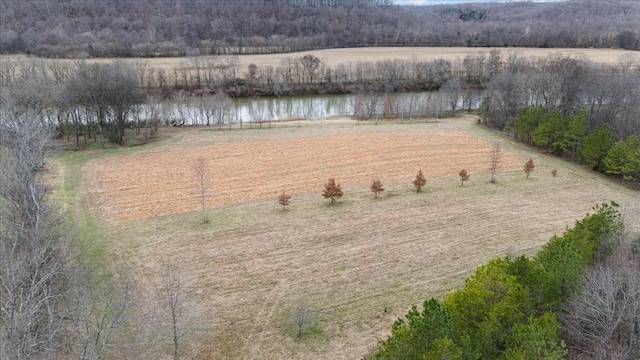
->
[1,0,639,58]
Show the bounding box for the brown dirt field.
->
[81,117,640,359]
[3,47,635,73]
[84,119,521,222]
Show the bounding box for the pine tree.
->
[602,135,639,180]
[580,125,615,170]
[515,105,545,144]
[559,107,588,159]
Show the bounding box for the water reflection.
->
[160,90,486,125]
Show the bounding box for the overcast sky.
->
[393,0,565,5]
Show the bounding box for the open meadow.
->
[58,116,639,359]
[3,47,635,74]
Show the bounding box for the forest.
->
[369,202,640,360]
[1,0,639,58]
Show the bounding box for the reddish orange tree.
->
[524,158,535,178]
[278,190,291,211]
[459,169,470,186]
[371,178,385,198]
[413,169,427,192]
[323,178,343,204]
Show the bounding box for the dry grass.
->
[3,47,634,74]
[80,116,639,359]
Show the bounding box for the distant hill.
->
[1,0,638,58]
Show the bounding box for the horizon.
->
[393,0,566,5]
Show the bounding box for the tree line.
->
[369,202,640,359]
[1,0,639,58]
[480,52,640,185]
[1,49,638,166]
[0,88,207,359]
[514,106,640,183]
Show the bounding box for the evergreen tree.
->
[504,313,567,360]
[514,105,545,144]
[558,107,588,159]
[444,259,534,359]
[580,125,614,170]
[602,135,639,180]
[372,299,455,360]
[532,109,567,153]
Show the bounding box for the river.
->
[154,89,486,126]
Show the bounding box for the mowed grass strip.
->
[79,117,640,359]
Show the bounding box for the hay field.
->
[3,47,634,73]
[112,47,636,71]
[80,117,640,359]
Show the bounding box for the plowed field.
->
[80,117,640,359]
[85,121,521,222]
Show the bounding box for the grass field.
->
[4,47,634,74]
[60,116,639,359]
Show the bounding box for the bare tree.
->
[442,76,462,115]
[161,262,186,360]
[413,169,427,192]
[300,54,321,83]
[289,307,317,338]
[617,53,639,74]
[133,60,149,88]
[224,56,241,95]
[66,266,133,360]
[322,178,343,204]
[193,157,209,223]
[278,190,292,211]
[211,91,232,128]
[563,249,640,360]
[73,61,145,144]
[371,178,385,198]
[524,158,535,179]
[0,95,70,359]
[489,143,502,183]
[459,169,470,186]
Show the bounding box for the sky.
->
[393,0,565,5]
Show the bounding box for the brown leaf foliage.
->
[370,178,384,198]
[413,169,427,192]
[458,169,470,185]
[524,158,535,178]
[278,190,291,210]
[322,178,343,204]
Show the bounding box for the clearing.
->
[73,116,639,359]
